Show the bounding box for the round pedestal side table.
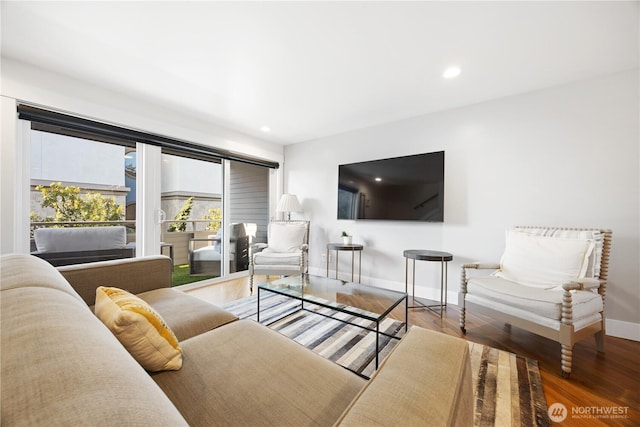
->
[327,243,364,283]
[403,249,453,317]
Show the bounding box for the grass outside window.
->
[171,264,217,287]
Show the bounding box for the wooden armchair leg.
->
[561,344,573,378]
[459,307,467,334]
[595,331,605,353]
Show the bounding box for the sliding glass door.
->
[22,107,274,286]
[160,152,224,285]
[29,126,137,265]
[157,156,271,286]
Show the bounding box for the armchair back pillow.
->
[267,222,307,253]
[515,227,603,278]
[494,230,595,289]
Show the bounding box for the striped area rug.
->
[223,293,550,427]
[223,292,404,378]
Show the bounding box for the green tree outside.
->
[30,182,124,224]
[204,207,222,233]
[167,197,194,232]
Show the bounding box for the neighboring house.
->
[30,130,129,220]
[30,130,223,230]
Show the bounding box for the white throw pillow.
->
[268,222,306,253]
[515,227,603,278]
[494,230,595,289]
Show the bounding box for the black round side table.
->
[327,243,364,282]
[403,250,453,317]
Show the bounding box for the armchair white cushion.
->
[494,230,595,289]
[267,222,307,253]
[466,276,603,326]
[459,226,611,378]
[248,221,309,291]
[253,250,303,266]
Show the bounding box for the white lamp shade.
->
[277,194,302,214]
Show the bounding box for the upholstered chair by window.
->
[248,220,309,292]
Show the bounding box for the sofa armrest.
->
[58,255,173,306]
[335,327,473,426]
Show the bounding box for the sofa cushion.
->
[495,229,594,288]
[0,254,188,426]
[336,326,473,426]
[34,226,127,252]
[152,319,366,427]
[468,276,603,321]
[137,287,238,341]
[95,286,183,371]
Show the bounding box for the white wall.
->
[1,58,284,164]
[284,69,639,340]
[1,96,30,254]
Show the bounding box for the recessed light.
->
[443,66,461,79]
[375,177,382,182]
[260,126,271,133]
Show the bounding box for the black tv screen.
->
[338,151,444,221]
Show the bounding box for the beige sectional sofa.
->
[1,254,474,426]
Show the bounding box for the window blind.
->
[18,104,279,169]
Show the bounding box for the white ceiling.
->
[2,1,638,145]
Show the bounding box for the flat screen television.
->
[337,151,444,221]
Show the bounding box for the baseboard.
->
[605,318,640,341]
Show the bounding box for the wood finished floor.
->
[185,275,640,426]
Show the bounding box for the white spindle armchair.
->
[248,220,309,292]
[459,226,612,378]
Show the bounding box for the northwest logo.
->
[548,403,568,422]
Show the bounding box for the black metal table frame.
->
[326,243,364,283]
[257,277,408,372]
[404,250,453,318]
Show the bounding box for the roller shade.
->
[18,104,279,169]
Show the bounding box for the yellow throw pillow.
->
[95,286,182,371]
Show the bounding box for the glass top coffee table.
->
[257,275,408,370]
